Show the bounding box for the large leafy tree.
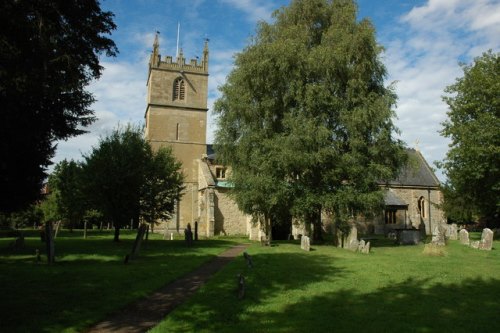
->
[47,159,86,231]
[82,125,184,241]
[0,0,117,213]
[214,0,406,240]
[82,125,148,242]
[439,50,500,224]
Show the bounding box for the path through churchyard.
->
[86,244,248,333]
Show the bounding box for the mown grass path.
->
[86,244,248,333]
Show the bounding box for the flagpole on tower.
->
[176,22,180,58]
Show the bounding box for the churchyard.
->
[0,230,499,332]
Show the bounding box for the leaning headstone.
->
[237,274,245,299]
[449,224,458,240]
[243,251,253,268]
[301,235,311,251]
[478,228,493,251]
[459,229,470,245]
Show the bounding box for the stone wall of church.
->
[213,188,248,235]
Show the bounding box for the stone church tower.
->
[144,33,209,232]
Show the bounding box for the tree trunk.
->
[83,221,87,239]
[45,222,55,264]
[312,209,323,242]
[113,225,120,242]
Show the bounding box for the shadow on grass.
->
[0,237,241,333]
[152,243,500,333]
[161,272,500,333]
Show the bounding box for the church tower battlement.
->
[145,32,209,232]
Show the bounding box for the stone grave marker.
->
[301,235,311,251]
[243,251,253,268]
[449,224,458,240]
[432,226,446,246]
[357,239,366,252]
[478,228,493,251]
[459,229,469,245]
[237,274,245,299]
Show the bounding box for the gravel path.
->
[86,244,248,333]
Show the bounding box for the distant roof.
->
[206,145,440,188]
[383,149,440,188]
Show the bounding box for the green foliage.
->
[0,0,117,213]
[141,146,185,226]
[81,125,184,241]
[82,125,149,241]
[439,50,500,222]
[47,159,87,229]
[214,0,406,239]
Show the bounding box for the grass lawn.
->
[0,229,245,333]
[151,235,500,333]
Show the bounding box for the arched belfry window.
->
[173,77,185,101]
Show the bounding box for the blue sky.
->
[53,0,500,181]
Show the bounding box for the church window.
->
[418,196,426,218]
[173,77,185,101]
[216,167,226,179]
[176,123,180,140]
[385,209,397,224]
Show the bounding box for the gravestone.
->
[449,224,458,240]
[260,235,270,246]
[459,229,469,245]
[130,224,147,259]
[237,274,245,299]
[361,241,370,254]
[243,251,253,268]
[357,239,366,252]
[478,228,493,251]
[301,235,311,251]
[431,226,446,246]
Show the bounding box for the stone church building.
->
[144,35,444,240]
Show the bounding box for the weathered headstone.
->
[301,235,311,251]
[478,228,493,251]
[361,241,371,254]
[130,224,147,259]
[261,235,270,246]
[459,229,469,245]
[357,239,366,252]
[431,226,446,246]
[449,224,458,240]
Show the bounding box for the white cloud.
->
[383,0,500,180]
[219,0,277,22]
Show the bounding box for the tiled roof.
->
[383,149,440,188]
[383,189,408,207]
